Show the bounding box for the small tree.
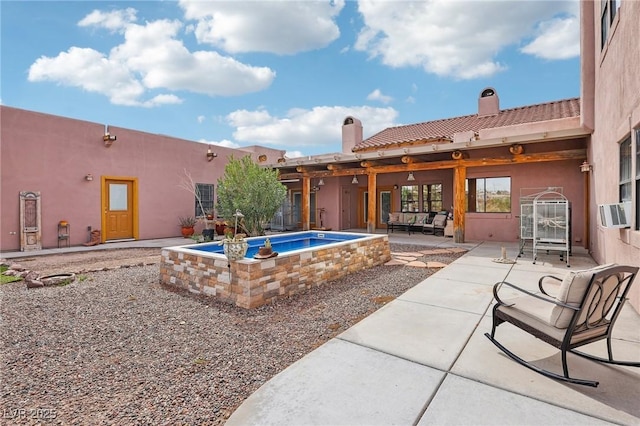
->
[216,155,287,236]
[177,169,211,229]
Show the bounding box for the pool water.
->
[191,231,362,259]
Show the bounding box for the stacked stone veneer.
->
[160,235,391,309]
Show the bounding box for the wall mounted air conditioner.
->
[598,201,631,228]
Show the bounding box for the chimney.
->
[478,87,499,117]
[342,116,363,153]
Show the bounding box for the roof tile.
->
[354,98,580,151]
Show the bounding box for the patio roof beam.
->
[360,160,386,168]
[326,163,348,171]
[267,120,589,170]
[377,148,586,173]
[279,149,585,180]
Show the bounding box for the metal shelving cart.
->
[532,190,571,267]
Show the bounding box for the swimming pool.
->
[160,231,391,309]
[190,231,364,259]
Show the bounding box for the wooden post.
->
[453,165,466,243]
[302,176,310,230]
[367,172,377,233]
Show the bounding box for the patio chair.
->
[423,213,447,235]
[484,263,639,387]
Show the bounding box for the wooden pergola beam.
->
[281,149,585,180]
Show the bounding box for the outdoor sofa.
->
[387,212,440,235]
[422,213,448,235]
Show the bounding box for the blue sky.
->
[1,0,580,157]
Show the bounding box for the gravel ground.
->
[1,244,464,425]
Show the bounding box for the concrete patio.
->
[227,238,640,425]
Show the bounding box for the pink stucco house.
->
[1,0,638,311]
[0,106,284,251]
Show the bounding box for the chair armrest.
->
[538,275,562,296]
[493,281,579,310]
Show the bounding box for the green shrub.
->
[1,266,23,284]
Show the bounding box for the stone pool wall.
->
[159,235,391,309]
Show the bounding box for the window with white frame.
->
[466,177,511,213]
[422,183,443,212]
[195,183,214,217]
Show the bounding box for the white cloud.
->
[520,16,580,59]
[197,115,205,124]
[226,109,275,127]
[78,8,137,31]
[198,138,241,149]
[111,18,275,96]
[179,0,345,54]
[366,89,393,104]
[142,94,183,107]
[28,47,148,106]
[354,0,578,80]
[28,8,276,106]
[225,105,398,149]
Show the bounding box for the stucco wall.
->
[464,159,585,244]
[0,106,284,252]
[585,0,640,311]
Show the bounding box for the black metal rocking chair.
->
[485,263,639,387]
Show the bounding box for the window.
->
[636,129,640,230]
[195,183,214,217]
[619,136,631,202]
[466,177,511,213]
[610,0,617,24]
[601,0,618,50]
[422,183,443,212]
[601,0,609,49]
[400,185,419,212]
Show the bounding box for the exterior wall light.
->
[509,144,524,155]
[207,146,218,161]
[85,173,94,181]
[103,133,116,147]
[580,161,592,173]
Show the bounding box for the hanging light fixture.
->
[407,172,415,181]
[318,178,325,186]
[351,175,359,184]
